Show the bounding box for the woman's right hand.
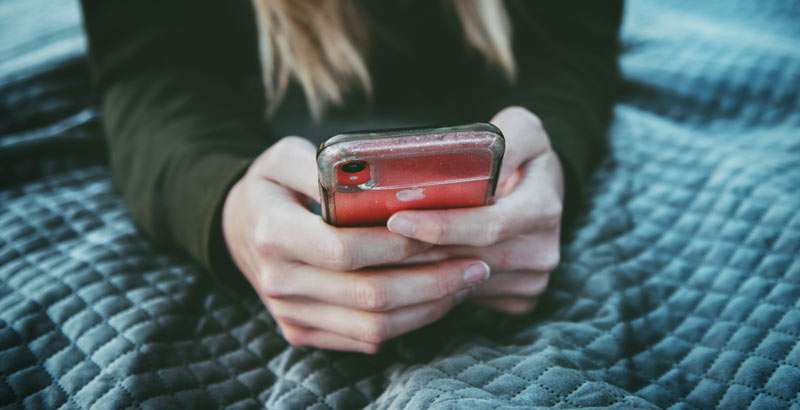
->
[222,137,491,353]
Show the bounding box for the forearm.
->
[81,0,270,274]
[101,67,267,272]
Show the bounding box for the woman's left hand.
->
[387,106,565,314]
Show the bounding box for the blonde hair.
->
[253,0,515,119]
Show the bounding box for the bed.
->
[2,0,799,408]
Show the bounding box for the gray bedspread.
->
[2,0,799,408]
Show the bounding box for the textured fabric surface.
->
[2,0,799,409]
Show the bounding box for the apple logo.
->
[396,188,426,202]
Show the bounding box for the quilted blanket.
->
[2,0,799,408]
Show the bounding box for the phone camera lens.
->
[337,161,370,186]
[341,161,367,173]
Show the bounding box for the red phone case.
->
[317,123,505,226]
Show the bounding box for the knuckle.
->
[253,222,281,256]
[363,343,381,355]
[325,236,355,271]
[274,136,307,154]
[262,136,310,170]
[520,258,540,271]
[537,247,561,272]
[520,273,549,297]
[271,138,289,154]
[397,238,420,260]
[506,299,537,315]
[541,271,552,288]
[361,315,391,343]
[506,106,543,129]
[538,200,563,228]
[502,105,526,118]
[282,326,308,347]
[526,190,562,229]
[354,280,391,311]
[521,249,559,272]
[526,111,544,130]
[258,266,287,297]
[262,142,284,168]
[430,299,453,321]
[496,248,517,270]
[477,223,504,246]
[428,218,448,245]
[432,267,462,299]
[280,135,307,146]
[515,252,538,272]
[519,287,543,298]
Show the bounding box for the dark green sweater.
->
[80,0,622,278]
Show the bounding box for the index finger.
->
[260,258,490,311]
[261,199,433,271]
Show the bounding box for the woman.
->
[81,0,621,353]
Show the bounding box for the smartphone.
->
[317,123,505,226]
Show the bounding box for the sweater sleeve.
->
[501,0,623,221]
[80,0,269,277]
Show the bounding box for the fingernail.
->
[463,262,490,285]
[388,215,415,236]
[454,289,470,303]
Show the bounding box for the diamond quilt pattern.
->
[1,0,799,409]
